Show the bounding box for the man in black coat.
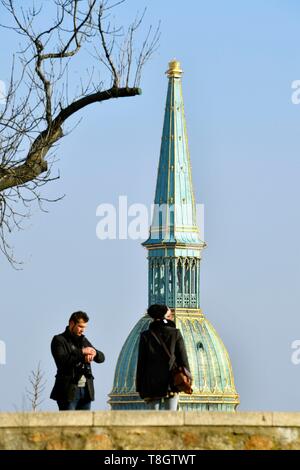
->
[50,311,105,410]
[136,304,191,410]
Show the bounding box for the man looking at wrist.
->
[50,311,105,411]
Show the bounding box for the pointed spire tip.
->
[166,59,183,78]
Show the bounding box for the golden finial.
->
[166,59,183,78]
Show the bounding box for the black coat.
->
[50,327,105,402]
[136,319,190,399]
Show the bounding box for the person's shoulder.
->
[174,328,184,340]
[51,331,66,343]
[165,326,182,338]
[161,324,179,338]
[172,326,181,335]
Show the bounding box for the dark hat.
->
[147,304,168,320]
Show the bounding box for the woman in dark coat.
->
[136,304,191,410]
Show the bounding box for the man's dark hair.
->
[147,304,168,320]
[69,311,89,324]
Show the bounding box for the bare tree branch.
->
[0,0,160,266]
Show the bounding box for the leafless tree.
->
[0,0,159,266]
[26,362,46,411]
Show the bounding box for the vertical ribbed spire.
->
[144,60,203,246]
[143,60,205,310]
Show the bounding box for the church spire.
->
[143,60,205,311]
[144,60,204,246]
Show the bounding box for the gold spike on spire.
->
[166,59,183,78]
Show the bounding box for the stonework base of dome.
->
[108,393,239,411]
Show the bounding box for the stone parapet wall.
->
[0,411,299,450]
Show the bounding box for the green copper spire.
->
[108,60,239,411]
[143,60,205,311]
[144,60,204,246]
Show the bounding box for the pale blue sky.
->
[1,0,300,411]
